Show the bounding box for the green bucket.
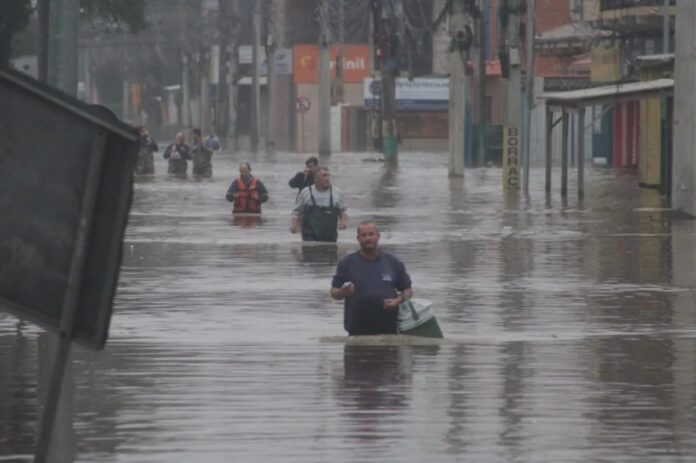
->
[397,299,443,338]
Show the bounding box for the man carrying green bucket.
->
[330,220,443,338]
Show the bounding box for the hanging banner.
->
[503,126,521,190]
[591,41,621,83]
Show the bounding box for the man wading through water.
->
[330,220,413,335]
[226,162,269,214]
[291,167,348,242]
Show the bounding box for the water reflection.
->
[337,344,411,426]
[231,214,263,229]
[36,333,76,463]
[0,322,36,459]
[292,243,339,265]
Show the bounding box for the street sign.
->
[296,96,311,113]
[1,67,139,461]
[0,68,139,349]
[369,80,382,96]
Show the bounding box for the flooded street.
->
[3,150,696,462]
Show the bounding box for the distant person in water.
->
[225,162,269,214]
[191,128,220,178]
[134,126,157,175]
[163,132,191,176]
[289,156,318,194]
[330,220,412,336]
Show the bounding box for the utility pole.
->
[266,0,277,153]
[318,0,332,156]
[200,48,211,133]
[477,0,487,167]
[672,1,695,215]
[663,0,670,54]
[373,0,399,163]
[216,0,232,137]
[335,0,345,105]
[369,4,382,152]
[37,0,50,83]
[448,0,471,177]
[661,0,671,196]
[251,0,261,151]
[522,0,536,196]
[46,0,79,95]
[501,0,523,191]
[182,52,191,128]
[504,1,522,129]
[227,0,241,147]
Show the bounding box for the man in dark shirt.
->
[330,220,412,335]
[288,156,318,193]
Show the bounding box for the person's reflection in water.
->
[334,343,441,450]
[233,214,263,228]
[299,243,338,265]
[336,344,411,442]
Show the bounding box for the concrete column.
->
[545,107,553,193]
[200,50,211,133]
[318,7,331,156]
[672,1,696,215]
[578,107,586,199]
[251,1,261,151]
[182,53,191,128]
[561,110,569,197]
[448,1,467,177]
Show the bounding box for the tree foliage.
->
[80,0,148,33]
[0,0,148,68]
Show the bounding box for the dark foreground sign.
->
[0,69,138,349]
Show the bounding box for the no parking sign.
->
[295,96,311,113]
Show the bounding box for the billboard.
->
[293,44,370,83]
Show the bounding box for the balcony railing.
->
[601,0,675,10]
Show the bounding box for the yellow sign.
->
[591,41,621,83]
[503,126,520,190]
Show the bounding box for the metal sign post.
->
[295,96,311,152]
[34,130,108,462]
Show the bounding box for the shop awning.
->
[540,78,673,109]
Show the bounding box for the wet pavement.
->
[2,150,696,462]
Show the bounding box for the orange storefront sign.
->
[293,44,370,83]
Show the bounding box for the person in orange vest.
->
[225,162,269,214]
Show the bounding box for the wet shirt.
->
[291,185,346,217]
[331,251,411,335]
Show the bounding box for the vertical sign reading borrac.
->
[293,44,370,83]
[503,126,520,190]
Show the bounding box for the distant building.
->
[584,0,675,187]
